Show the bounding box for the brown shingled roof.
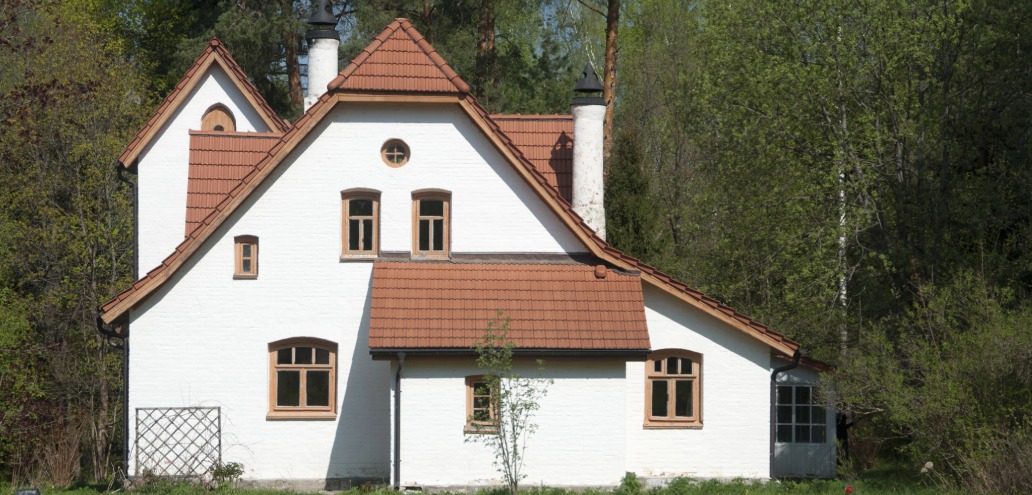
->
[493,115,573,202]
[118,38,288,168]
[100,19,806,360]
[369,262,649,351]
[327,18,471,94]
[186,131,280,235]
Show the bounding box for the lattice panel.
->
[135,407,221,477]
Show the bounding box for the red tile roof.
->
[118,38,288,168]
[186,131,280,235]
[328,18,470,94]
[369,262,649,351]
[100,19,807,361]
[492,115,573,202]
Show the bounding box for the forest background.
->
[1,0,1030,493]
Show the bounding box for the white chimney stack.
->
[571,62,606,240]
[304,0,339,111]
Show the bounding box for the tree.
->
[466,312,551,495]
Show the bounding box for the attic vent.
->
[381,139,410,167]
[202,104,236,132]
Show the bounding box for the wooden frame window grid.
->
[201,104,236,132]
[412,192,450,258]
[341,190,380,257]
[267,338,337,419]
[776,384,827,443]
[465,375,498,434]
[644,349,702,428]
[234,235,258,279]
[381,139,410,167]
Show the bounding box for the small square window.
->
[234,235,258,279]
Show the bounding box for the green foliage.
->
[605,129,672,265]
[468,311,552,495]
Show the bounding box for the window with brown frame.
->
[201,104,236,132]
[381,139,409,167]
[412,192,450,257]
[644,349,702,428]
[234,235,258,279]
[341,190,380,257]
[268,338,337,419]
[465,375,497,433]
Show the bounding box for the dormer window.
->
[202,104,236,132]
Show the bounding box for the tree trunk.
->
[283,0,302,110]
[602,0,619,164]
[475,0,496,98]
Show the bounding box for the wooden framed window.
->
[341,190,380,257]
[268,338,337,419]
[776,385,827,443]
[201,104,236,132]
[381,139,409,167]
[644,349,702,428]
[234,235,258,279]
[465,375,497,434]
[412,192,450,258]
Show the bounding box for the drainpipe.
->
[769,348,803,479]
[393,352,405,490]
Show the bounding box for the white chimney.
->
[571,62,606,240]
[304,0,339,111]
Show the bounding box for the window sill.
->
[464,425,499,435]
[233,274,258,280]
[411,253,450,260]
[340,254,379,262]
[643,422,703,430]
[266,411,337,420]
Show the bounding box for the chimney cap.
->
[307,0,339,40]
[573,61,604,106]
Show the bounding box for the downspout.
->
[769,348,803,479]
[393,352,405,490]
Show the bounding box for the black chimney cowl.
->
[573,61,604,106]
[307,0,338,41]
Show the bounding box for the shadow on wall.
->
[324,270,391,489]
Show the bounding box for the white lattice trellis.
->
[135,407,221,477]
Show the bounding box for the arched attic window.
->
[201,104,236,132]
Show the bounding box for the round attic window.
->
[381,139,410,167]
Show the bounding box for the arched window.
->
[267,338,337,419]
[645,349,702,428]
[201,104,236,132]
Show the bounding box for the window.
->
[465,375,497,433]
[776,385,827,443]
[381,139,409,167]
[202,104,236,132]
[268,338,337,419]
[234,235,258,278]
[412,192,450,257]
[645,349,702,428]
[341,190,380,257]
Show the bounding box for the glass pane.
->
[306,370,330,407]
[674,380,693,417]
[680,358,693,375]
[651,380,668,417]
[348,219,360,250]
[315,348,330,364]
[777,425,793,443]
[777,386,792,405]
[666,357,679,375]
[473,407,490,421]
[795,425,811,443]
[242,259,251,273]
[277,348,292,365]
[796,405,811,423]
[432,219,443,250]
[350,199,373,216]
[777,405,792,424]
[473,396,491,410]
[420,199,443,216]
[653,360,662,373]
[419,219,430,251]
[276,371,300,406]
[362,220,373,250]
[813,425,826,443]
[242,244,251,257]
[795,386,811,405]
[812,406,827,424]
[295,346,312,364]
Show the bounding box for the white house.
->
[98,7,834,489]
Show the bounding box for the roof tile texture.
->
[186,131,279,235]
[493,115,573,201]
[369,262,650,350]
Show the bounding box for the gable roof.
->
[100,20,803,358]
[118,38,288,168]
[368,262,649,352]
[327,18,470,94]
[493,115,573,202]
